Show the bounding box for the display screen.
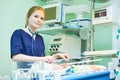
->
[94,9,107,18]
[44,7,56,21]
[53,38,61,41]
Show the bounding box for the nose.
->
[37,18,44,25]
[37,18,42,23]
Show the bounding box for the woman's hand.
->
[39,53,69,64]
[53,53,69,61]
[41,56,54,64]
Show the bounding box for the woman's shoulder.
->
[12,29,26,36]
[13,29,23,32]
[13,29,25,34]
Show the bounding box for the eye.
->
[40,17,44,20]
[34,15,39,18]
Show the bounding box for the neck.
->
[28,28,36,35]
[26,25,36,32]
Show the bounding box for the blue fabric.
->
[46,70,110,80]
[10,29,45,68]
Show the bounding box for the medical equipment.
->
[12,60,110,80]
[48,34,81,59]
[92,6,112,25]
[42,2,90,25]
[84,50,118,79]
[43,3,65,24]
[88,0,111,50]
[64,4,90,19]
[66,19,91,39]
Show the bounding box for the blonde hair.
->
[25,6,45,28]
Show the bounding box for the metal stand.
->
[89,0,110,51]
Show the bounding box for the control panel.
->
[92,6,112,25]
[48,35,81,59]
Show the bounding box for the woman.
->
[10,6,69,68]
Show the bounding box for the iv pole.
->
[90,0,95,51]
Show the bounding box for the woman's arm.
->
[12,54,54,63]
[12,54,43,62]
[12,53,69,63]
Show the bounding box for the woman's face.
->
[28,10,45,30]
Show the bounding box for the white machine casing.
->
[48,34,81,59]
[92,6,112,25]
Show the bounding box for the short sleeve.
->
[10,30,23,58]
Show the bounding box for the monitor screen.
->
[45,7,56,21]
[43,3,65,24]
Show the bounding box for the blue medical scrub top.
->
[10,29,45,68]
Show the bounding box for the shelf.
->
[84,50,116,56]
[37,26,80,35]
